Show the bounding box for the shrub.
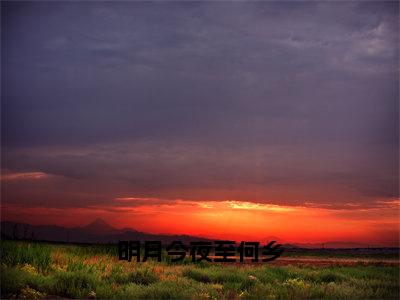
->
[0,266,26,297]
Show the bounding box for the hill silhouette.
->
[82,218,119,235]
[0,219,389,249]
[0,219,210,244]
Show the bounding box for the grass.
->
[1,240,52,272]
[0,240,398,299]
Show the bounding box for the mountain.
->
[81,218,118,235]
[0,219,211,244]
[0,220,386,249]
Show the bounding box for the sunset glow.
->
[2,196,399,246]
[1,1,398,249]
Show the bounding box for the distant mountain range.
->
[0,218,376,248]
[0,218,210,244]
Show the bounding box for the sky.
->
[1,1,399,246]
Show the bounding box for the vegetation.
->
[0,240,398,299]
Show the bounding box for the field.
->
[0,240,399,299]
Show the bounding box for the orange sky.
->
[2,196,399,246]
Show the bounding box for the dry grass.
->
[1,240,399,299]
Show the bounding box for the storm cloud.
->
[1,1,398,210]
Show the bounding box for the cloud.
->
[1,170,50,181]
[2,139,398,209]
[1,1,398,211]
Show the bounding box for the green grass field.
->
[1,240,399,299]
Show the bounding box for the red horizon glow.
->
[2,197,399,247]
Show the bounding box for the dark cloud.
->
[1,1,398,209]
